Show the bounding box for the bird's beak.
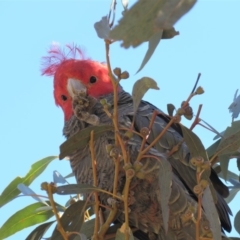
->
[67,78,87,98]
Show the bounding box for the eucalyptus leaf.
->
[17,183,48,205]
[216,120,240,156]
[50,200,87,240]
[109,0,195,48]
[234,210,240,234]
[59,125,114,159]
[180,125,216,200]
[25,221,55,240]
[0,156,57,207]
[158,159,172,232]
[202,186,221,240]
[53,170,68,184]
[219,154,231,181]
[56,184,102,195]
[136,31,163,73]
[94,16,110,39]
[132,77,159,115]
[0,202,54,239]
[115,223,134,240]
[167,103,175,117]
[225,189,240,204]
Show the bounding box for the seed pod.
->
[133,161,143,171]
[110,147,120,158]
[106,144,114,154]
[200,179,209,189]
[123,131,133,141]
[123,162,133,171]
[181,101,189,108]
[140,127,150,138]
[126,168,135,179]
[201,162,211,170]
[120,71,129,79]
[41,182,48,191]
[136,170,145,179]
[113,67,121,77]
[193,184,203,195]
[190,156,204,167]
[177,108,185,116]
[195,86,204,95]
[100,98,107,105]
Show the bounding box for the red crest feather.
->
[41,43,88,76]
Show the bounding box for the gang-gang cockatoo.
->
[41,44,232,240]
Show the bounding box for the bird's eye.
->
[89,76,97,84]
[61,95,68,101]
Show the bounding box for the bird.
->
[41,44,232,240]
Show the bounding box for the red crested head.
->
[41,43,115,121]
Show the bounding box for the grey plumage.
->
[63,90,231,240]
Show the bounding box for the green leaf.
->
[234,210,240,234]
[167,103,175,117]
[158,159,172,232]
[132,77,159,115]
[0,202,54,239]
[59,125,114,159]
[180,125,216,201]
[51,200,86,239]
[136,31,163,73]
[0,156,57,207]
[216,120,240,156]
[202,186,221,240]
[56,184,103,195]
[225,188,240,204]
[25,221,55,240]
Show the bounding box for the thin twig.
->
[98,203,118,239]
[191,73,201,94]
[47,184,68,240]
[90,130,100,239]
[190,104,202,130]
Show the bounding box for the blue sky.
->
[0,0,240,239]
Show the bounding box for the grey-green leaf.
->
[94,16,110,39]
[216,120,240,156]
[180,125,216,200]
[202,186,221,240]
[109,0,195,48]
[234,210,240,234]
[115,223,134,240]
[0,156,57,208]
[136,31,163,73]
[219,154,231,181]
[132,77,159,115]
[167,103,175,117]
[25,221,55,240]
[59,125,114,159]
[158,159,172,232]
[51,200,86,240]
[56,184,102,195]
[225,188,240,204]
